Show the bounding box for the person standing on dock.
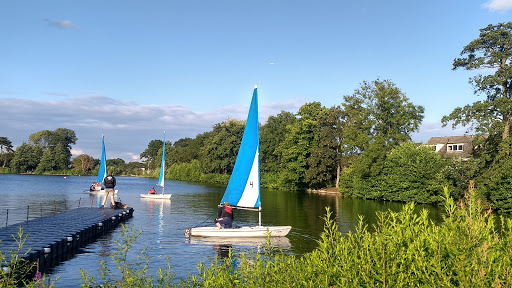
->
[100,170,116,209]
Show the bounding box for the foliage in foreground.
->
[181,188,511,287]
[80,225,175,287]
[0,227,57,288]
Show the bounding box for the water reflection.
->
[213,244,231,258]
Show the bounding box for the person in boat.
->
[148,187,156,194]
[100,170,116,209]
[214,202,233,229]
[90,183,96,191]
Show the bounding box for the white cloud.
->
[0,95,301,162]
[45,19,80,29]
[71,149,84,156]
[483,0,512,12]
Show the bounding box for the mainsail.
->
[221,86,261,209]
[97,135,107,183]
[157,132,166,192]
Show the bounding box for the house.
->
[425,135,477,160]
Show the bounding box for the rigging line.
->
[288,231,318,242]
[194,213,215,227]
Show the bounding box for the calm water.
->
[0,174,443,285]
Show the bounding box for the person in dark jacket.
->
[214,202,233,228]
[100,170,116,209]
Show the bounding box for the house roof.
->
[426,135,476,145]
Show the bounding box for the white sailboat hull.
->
[188,236,292,249]
[140,194,172,199]
[186,226,291,237]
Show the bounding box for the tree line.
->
[0,129,145,176]
[2,22,512,212]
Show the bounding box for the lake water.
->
[0,174,443,286]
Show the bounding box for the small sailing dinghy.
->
[84,135,117,194]
[141,132,172,200]
[185,85,291,238]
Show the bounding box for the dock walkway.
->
[0,207,134,275]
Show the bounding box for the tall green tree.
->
[72,154,96,175]
[167,137,201,165]
[305,106,343,189]
[0,137,14,153]
[339,79,424,198]
[276,102,326,189]
[10,142,43,173]
[140,139,163,171]
[0,137,14,168]
[341,79,424,154]
[443,22,512,141]
[200,120,245,174]
[260,111,296,187]
[30,129,77,172]
[442,22,512,210]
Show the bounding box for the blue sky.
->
[1,0,512,162]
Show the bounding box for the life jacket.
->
[224,206,232,214]
[104,176,115,188]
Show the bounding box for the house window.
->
[447,144,464,152]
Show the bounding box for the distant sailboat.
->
[86,135,116,194]
[97,135,107,185]
[185,86,291,237]
[141,132,172,199]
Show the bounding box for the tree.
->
[10,143,43,173]
[443,22,512,141]
[341,79,424,155]
[106,158,126,176]
[374,142,447,204]
[29,128,77,172]
[339,79,424,198]
[167,137,200,166]
[0,137,14,168]
[276,102,326,189]
[0,137,14,153]
[260,111,296,187]
[200,120,245,175]
[305,106,342,189]
[72,154,96,175]
[140,139,163,170]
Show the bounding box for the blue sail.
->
[157,132,166,188]
[221,86,261,208]
[97,135,107,183]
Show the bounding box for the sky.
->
[1,0,512,162]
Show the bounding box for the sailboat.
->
[141,132,172,199]
[185,86,291,237]
[85,135,117,194]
